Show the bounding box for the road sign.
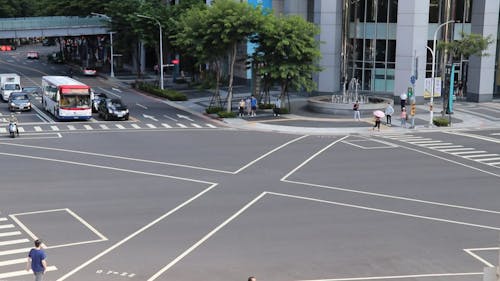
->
[410,75,416,85]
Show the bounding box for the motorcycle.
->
[8,122,18,138]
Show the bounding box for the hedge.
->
[433,117,449,127]
[136,82,187,101]
[217,111,237,118]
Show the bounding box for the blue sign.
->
[410,75,416,85]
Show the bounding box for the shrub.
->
[433,117,449,127]
[258,103,274,109]
[205,107,223,114]
[279,108,289,114]
[217,111,237,118]
[136,82,187,101]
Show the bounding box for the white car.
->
[26,51,39,59]
[83,67,97,76]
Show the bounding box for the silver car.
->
[8,92,31,111]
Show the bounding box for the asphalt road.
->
[1,45,500,281]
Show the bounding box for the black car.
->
[92,92,107,113]
[98,98,129,121]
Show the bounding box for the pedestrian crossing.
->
[0,215,57,279]
[382,134,500,168]
[0,122,219,134]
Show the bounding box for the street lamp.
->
[91,12,115,78]
[428,20,454,126]
[136,14,164,90]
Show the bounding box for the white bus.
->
[41,76,92,120]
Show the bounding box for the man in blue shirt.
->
[26,239,47,281]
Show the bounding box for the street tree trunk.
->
[226,42,237,112]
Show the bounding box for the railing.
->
[0,16,106,30]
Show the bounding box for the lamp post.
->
[429,20,454,126]
[91,12,115,78]
[137,14,164,90]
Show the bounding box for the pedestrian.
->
[400,107,407,128]
[153,64,159,75]
[238,98,246,117]
[400,92,407,111]
[245,96,251,116]
[384,102,394,126]
[273,97,281,117]
[248,277,257,281]
[373,116,381,131]
[353,100,360,121]
[26,239,47,281]
[250,96,258,117]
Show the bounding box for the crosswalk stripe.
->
[0,224,14,229]
[67,125,76,130]
[475,157,500,162]
[0,128,5,133]
[464,154,499,159]
[115,124,125,129]
[0,266,57,279]
[99,124,109,129]
[34,126,42,132]
[51,126,59,131]
[488,162,500,165]
[18,127,25,133]
[191,123,202,128]
[146,124,157,128]
[161,123,171,128]
[406,138,433,143]
[0,258,26,267]
[176,123,187,128]
[0,218,6,222]
[0,231,21,238]
[205,123,217,128]
[0,247,31,256]
[451,151,487,155]
[430,145,463,149]
[83,125,93,130]
[419,142,453,147]
[408,140,442,144]
[439,148,475,152]
[131,124,141,129]
[0,238,29,246]
[491,133,500,136]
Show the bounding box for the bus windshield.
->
[60,95,90,108]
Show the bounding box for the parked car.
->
[8,92,31,111]
[48,52,63,63]
[92,92,107,113]
[26,51,39,59]
[98,98,129,120]
[82,67,97,76]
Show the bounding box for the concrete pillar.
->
[315,0,343,94]
[284,0,308,18]
[467,0,499,102]
[394,1,429,104]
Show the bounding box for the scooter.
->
[8,122,18,138]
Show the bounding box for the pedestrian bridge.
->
[0,16,108,39]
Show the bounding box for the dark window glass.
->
[377,0,388,22]
[455,0,465,22]
[363,69,372,90]
[387,40,396,62]
[350,0,366,22]
[366,0,376,23]
[389,0,398,23]
[376,62,386,68]
[354,39,364,61]
[365,39,375,61]
[387,63,396,69]
[429,0,439,23]
[376,40,386,61]
[307,0,314,23]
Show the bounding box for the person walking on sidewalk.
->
[273,97,281,117]
[245,96,251,116]
[400,107,407,128]
[238,99,246,117]
[250,96,258,117]
[384,102,394,126]
[27,239,47,281]
[373,116,381,131]
[353,100,361,121]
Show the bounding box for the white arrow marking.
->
[143,114,159,122]
[112,88,122,92]
[136,103,148,109]
[177,114,194,122]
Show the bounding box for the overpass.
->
[0,16,109,39]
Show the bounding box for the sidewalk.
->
[110,75,500,135]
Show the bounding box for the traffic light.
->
[407,87,413,98]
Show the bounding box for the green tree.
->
[252,15,322,110]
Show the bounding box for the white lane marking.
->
[161,123,171,128]
[34,126,42,132]
[0,258,26,267]
[177,114,194,122]
[0,266,57,279]
[96,87,121,98]
[439,148,475,152]
[475,157,500,162]
[115,124,125,129]
[205,123,216,128]
[146,192,267,281]
[0,224,14,229]
[51,125,59,131]
[163,115,178,121]
[445,131,500,144]
[452,151,487,155]
[234,135,309,174]
[429,145,463,149]
[0,238,29,246]
[419,142,453,147]
[296,272,483,281]
[131,124,141,129]
[56,183,217,281]
[18,127,25,133]
[31,104,53,123]
[112,88,122,92]
[136,103,148,109]
[99,124,109,130]
[463,247,498,267]
[464,154,499,159]
[0,128,5,133]
[489,162,500,165]
[176,123,187,128]
[281,136,349,181]
[407,140,442,144]
[143,114,158,121]
[83,125,93,130]
[191,123,202,128]
[146,124,157,129]
[67,125,76,130]
[491,133,500,136]
[0,231,21,237]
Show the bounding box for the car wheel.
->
[104,113,110,121]
[124,115,129,121]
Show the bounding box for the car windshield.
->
[60,95,90,108]
[12,94,29,100]
[108,99,124,107]
[4,84,20,90]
